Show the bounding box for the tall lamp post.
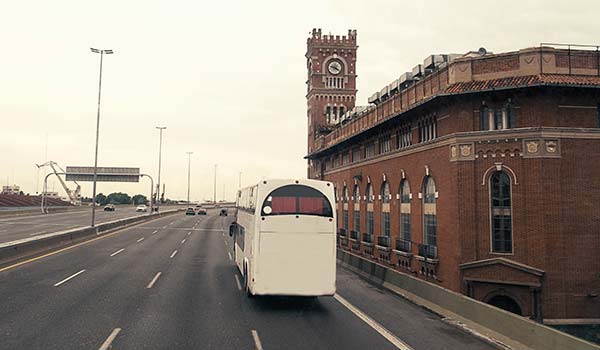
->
[213,164,217,204]
[186,151,193,204]
[90,48,113,228]
[156,126,167,212]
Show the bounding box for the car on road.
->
[103,204,115,212]
[136,205,148,212]
[219,208,228,216]
[185,207,196,215]
[196,208,207,215]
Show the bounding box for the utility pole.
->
[186,152,193,204]
[238,171,242,189]
[90,48,114,227]
[156,126,167,212]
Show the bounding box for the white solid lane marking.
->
[110,248,125,257]
[147,272,162,289]
[137,237,145,242]
[181,239,186,244]
[234,275,242,291]
[98,328,121,350]
[54,269,86,287]
[152,230,158,234]
[251,330,264,350]
[170,250,178,258]
[333,293,413,350]
[228,252,232,261]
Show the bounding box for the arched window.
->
[366,183,374,203]
[422,176,437,247]
[342,185,349,232]
[353,185,360,232]
[399,180,411,243]
[380,182,390,203]
[366,183,374,237]
[490,172,512,253]
[400,180,410,204]
[424,177,436,203]
[380,181,391,240]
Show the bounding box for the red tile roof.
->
[445,74,600,94]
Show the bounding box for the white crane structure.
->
[36,161,82,206]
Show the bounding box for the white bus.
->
[229,179,336,297]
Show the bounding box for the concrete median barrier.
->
[337,249,600,350]
[0,208,183,266]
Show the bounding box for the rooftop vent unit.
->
[398,72,414,89]
[389,79,399,94]
[380,86,390,100]
[412,64,423,79]
[368,92,381,105]
[423,54,446,69]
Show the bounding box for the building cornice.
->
[314,127,600,176]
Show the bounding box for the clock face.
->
[328,61,342,75]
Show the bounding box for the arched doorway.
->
[487,295,522,315]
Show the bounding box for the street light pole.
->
[186,152,193,204]
[156,126,167,212]
[238,171,242,189]
[90,48,113,228]
[213,164,217,204]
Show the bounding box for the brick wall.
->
[317,89,600,319]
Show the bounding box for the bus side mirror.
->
[229,223,237,237]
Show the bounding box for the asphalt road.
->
[0,207,154,244]
[0,211,497,350]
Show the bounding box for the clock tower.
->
[306,28,358,159]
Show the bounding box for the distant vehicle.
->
[230,179,336,297]
[219,208,228,216]
[196,208,207,215]
[136,205,148,212]
[185,207,196,215]
[103,204,115,211]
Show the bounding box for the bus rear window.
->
[262,185,333,217]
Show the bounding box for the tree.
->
[132,194,147,205]
[106,192,131,205]
[95,193,107,205]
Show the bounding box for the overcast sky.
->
[1,0,598,202]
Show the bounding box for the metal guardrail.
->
[339,228,347,237]
[362,232,373,244]
[350,230,359,240]
[0,208,183,265]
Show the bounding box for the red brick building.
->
[306,29,600,324]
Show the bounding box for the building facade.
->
[306,30,600,323]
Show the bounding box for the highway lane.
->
[0,211,497,350]
[0,207,166,244]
